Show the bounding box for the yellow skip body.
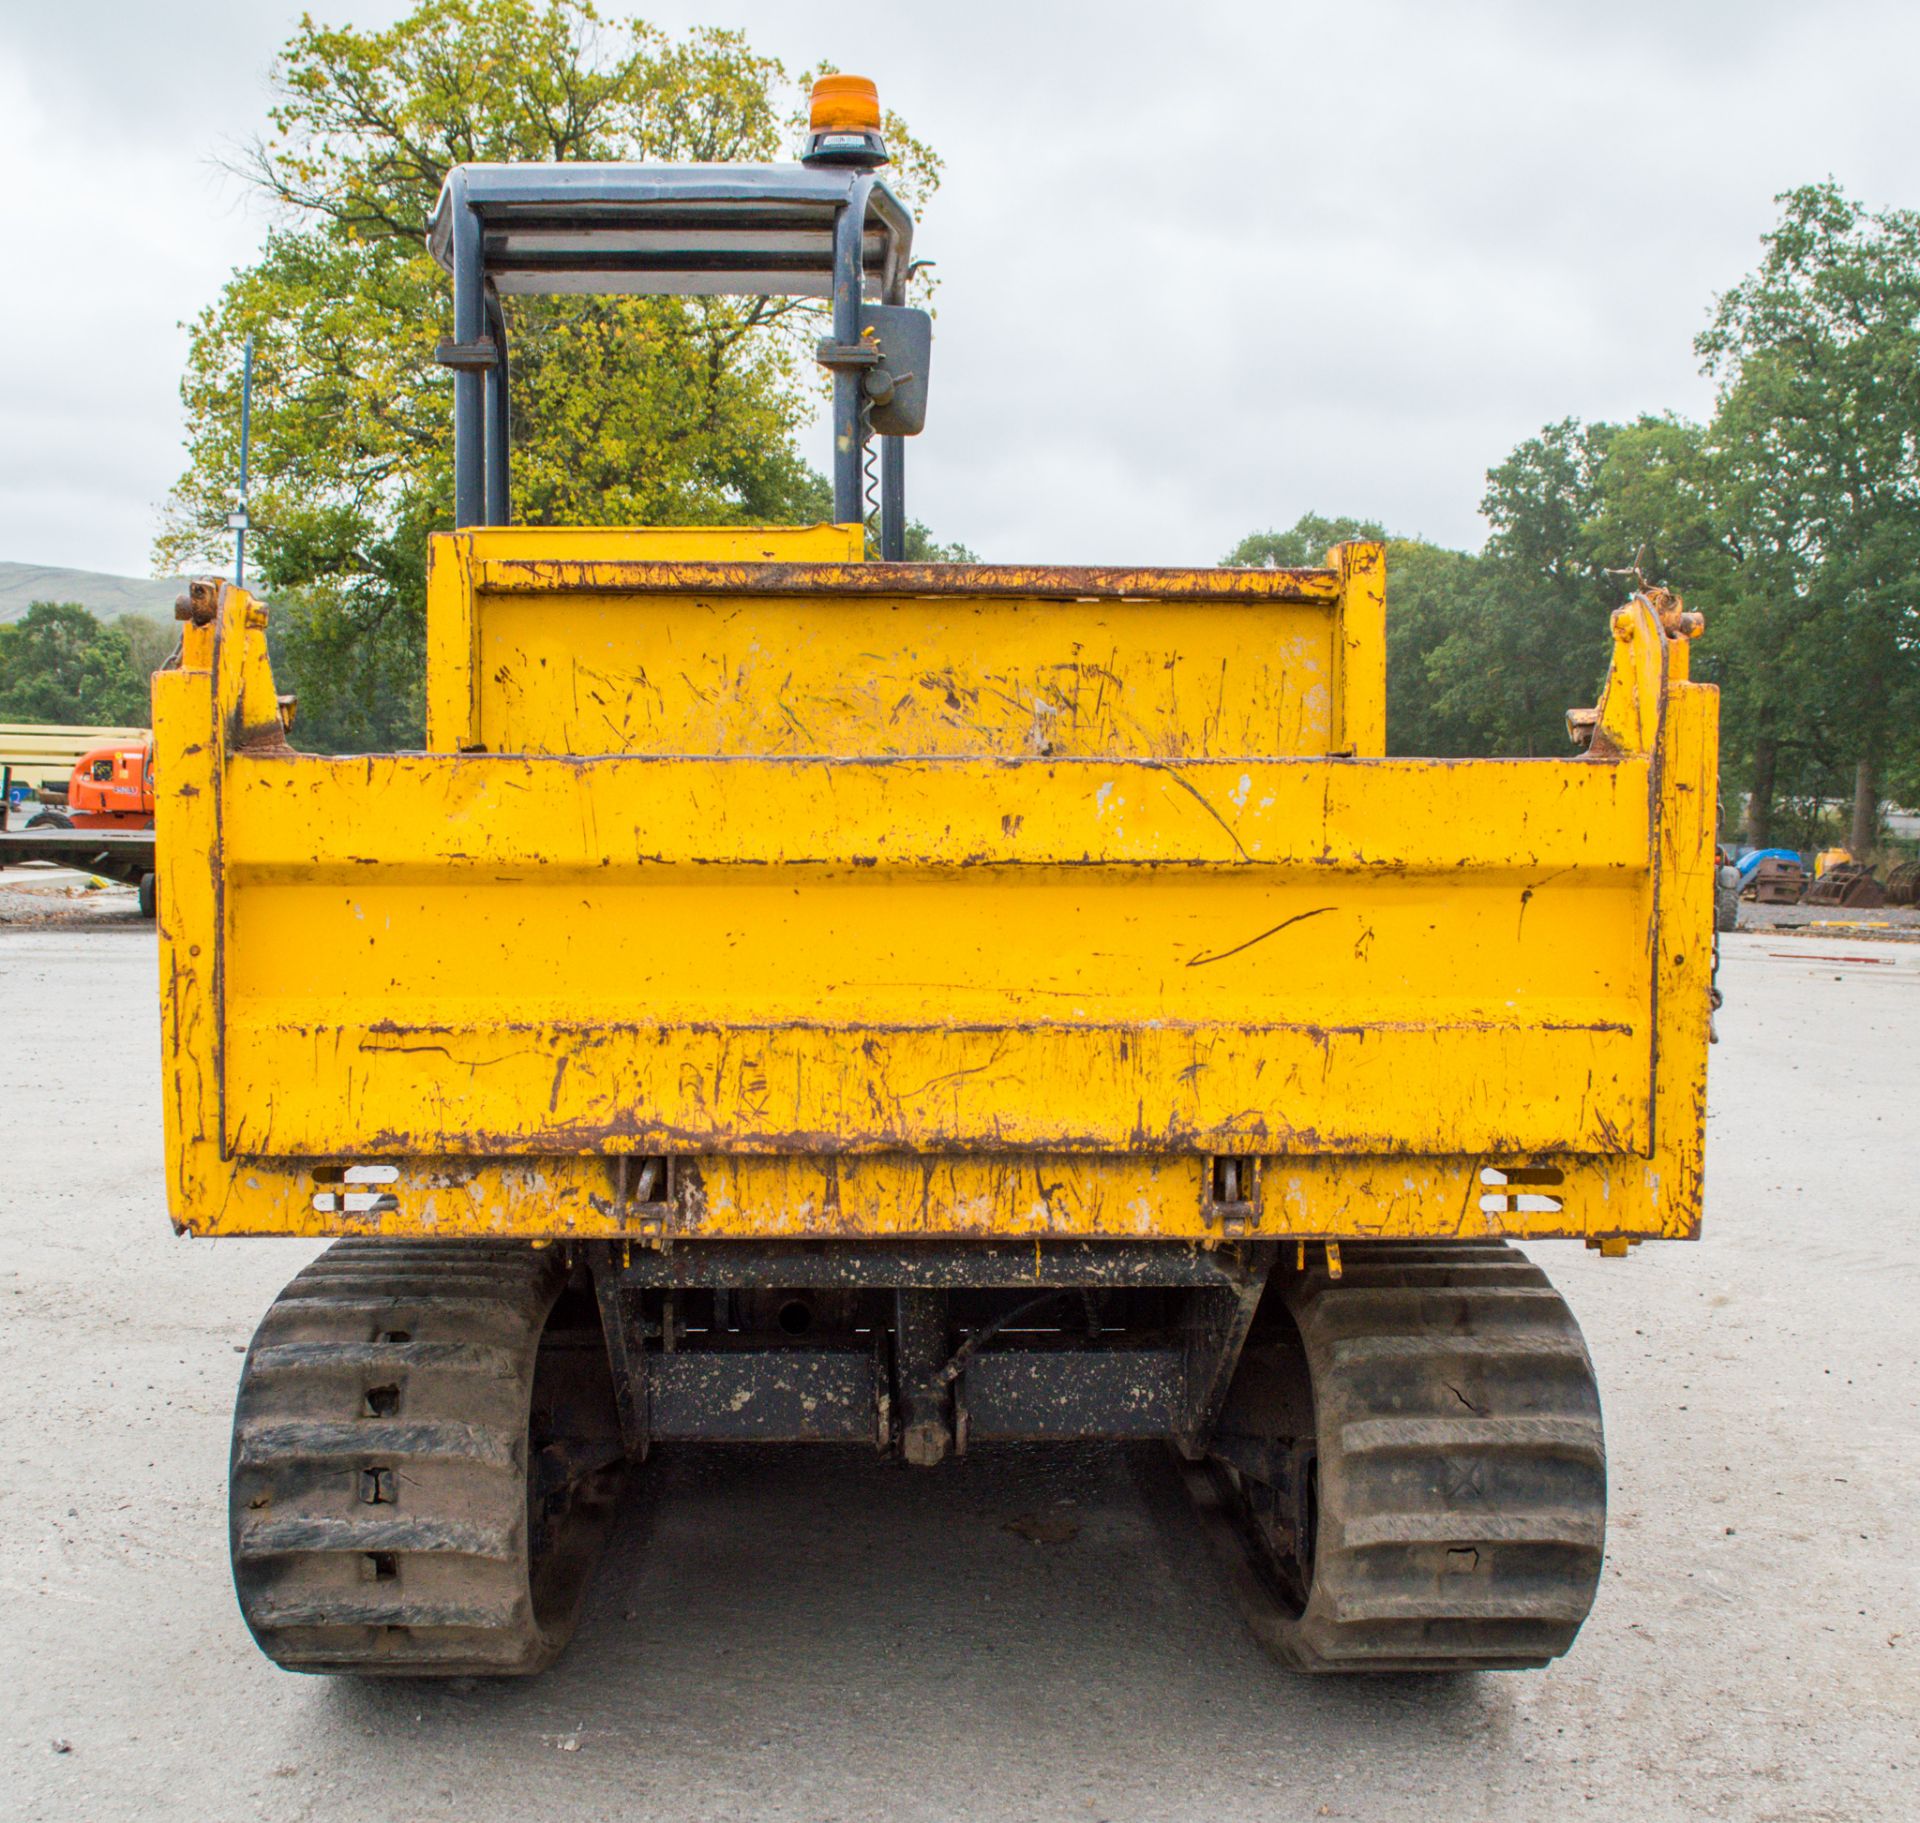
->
[155,530,1715,1250]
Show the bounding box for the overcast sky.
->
[3,0,1918,577]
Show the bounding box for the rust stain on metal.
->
[153,540,1717,1253]
[1186,906,1337,968]
[476,558,1347,603]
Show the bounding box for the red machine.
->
[1,734,159,916]
[44,739,155,829]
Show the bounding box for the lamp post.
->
[229,333,255,586]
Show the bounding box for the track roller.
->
[229,1240,626,1676]
[1188,1241,1606,1672]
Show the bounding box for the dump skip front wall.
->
[155,529,1717,1243]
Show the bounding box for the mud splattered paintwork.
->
[153,530,1716,1245]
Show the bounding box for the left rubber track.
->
[230,1240,625,1676]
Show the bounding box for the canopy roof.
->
[425,162,914,300]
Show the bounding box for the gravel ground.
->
[1,925,1915,1823]
[0,867,146,930]
[1737,900,1920,938]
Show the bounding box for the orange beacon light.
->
[803,74,888,167]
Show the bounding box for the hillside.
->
[0,562,191,625]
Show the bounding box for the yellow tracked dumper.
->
[158,79,1716,1677]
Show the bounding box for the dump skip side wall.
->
[155,534,1716,1245]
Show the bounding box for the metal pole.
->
[878,229,910,559]
[880,436,905,560]
[234,333,255,586]
[448,172,486,529]
[893,1290,952,1466]
[829,178,873,529]
[484,292,511,527]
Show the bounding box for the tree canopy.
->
[1220,516,1387,570]
[0,604,152,726]
[1696,182,1920,850]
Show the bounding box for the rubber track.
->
[230,1240,584,1676]
[1202,1241,1606,1672]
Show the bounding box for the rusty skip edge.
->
[469,556,1355,603]
[192,1146,1696,1245]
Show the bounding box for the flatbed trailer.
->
[0,826,155,890]
[157,79,1718,1681]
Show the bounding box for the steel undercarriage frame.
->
[588,1239,1273,1465]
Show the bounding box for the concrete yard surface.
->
[0,927,1915,1823]
[0,868,146,932]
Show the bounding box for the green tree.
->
[900,521,978,562]
[1420,421,1617,757]
[1220,511,1491,756]
[1218,427,1740,763]
[1418,417,1746,763]
[118,615,179,684]
[0,603,149,725]
[1381,538,1487,757]
[1581,415,1727,595]
[161,1,944,751]
[1221,514,1387,569]
[261,503,432,753]
[1698,182,1920,853]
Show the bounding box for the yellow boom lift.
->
[156,76,1717,1676]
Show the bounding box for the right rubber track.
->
[1198,1240,1607,1672]
[230,1240,618,1676]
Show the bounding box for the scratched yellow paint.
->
[471,590,1341,760]
[155,541,1716,1247]
[425,523,864,751]
[428,527,1354,760]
